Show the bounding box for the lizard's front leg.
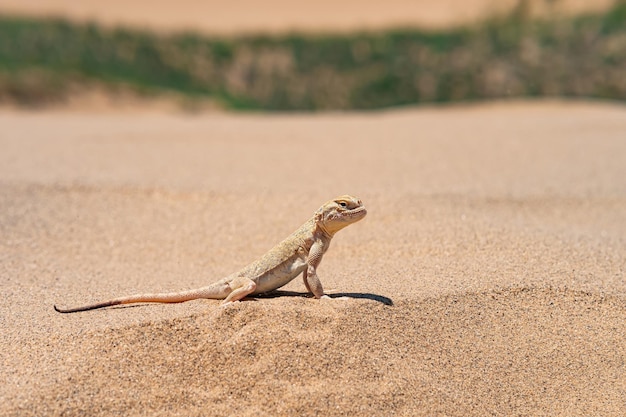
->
[303,266,325,298]
[303,241,326,298]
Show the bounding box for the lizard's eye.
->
[339,202,347,208]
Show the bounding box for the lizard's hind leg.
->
[222,277,257,304]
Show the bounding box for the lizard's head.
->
[314,195,367,236]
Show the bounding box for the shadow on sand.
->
[253,290,393,306]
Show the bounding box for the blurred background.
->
[0,0,624,110]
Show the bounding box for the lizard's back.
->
[233,219,316,294]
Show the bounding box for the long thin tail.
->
[53,287,218,313]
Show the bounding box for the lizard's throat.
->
[317,221,334,239]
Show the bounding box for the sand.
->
[1,0,616,34]
[0,100,625,416]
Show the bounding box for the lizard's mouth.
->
[344,206,367,220]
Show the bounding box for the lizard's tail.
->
[53,286,220,313]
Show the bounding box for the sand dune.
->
[1,100,625,416]
[1,0,616,34]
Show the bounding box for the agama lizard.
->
[54,195,366,313]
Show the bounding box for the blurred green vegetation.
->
[0,1,625,110]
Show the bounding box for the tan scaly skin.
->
[54,195,366,313]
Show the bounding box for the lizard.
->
[54,195,366,313]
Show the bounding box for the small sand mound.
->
[8,288,626,417]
